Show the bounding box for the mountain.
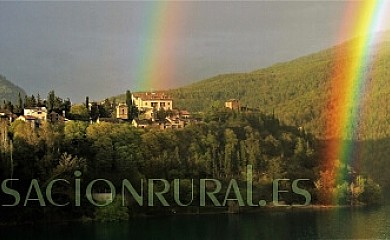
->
[168,37,390,140]
[0,74,26,104]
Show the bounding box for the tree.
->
[85,96,90,109]
[53,152,86,177]
[23,94,37,108]
[24,95,29,108]
[30,95,37,107]
[37,122,65,177]
[99,99,114,118]
[111,124,142,176]
[156,108,167,120]
[43,91,65,113]
[125,90,138,120]
[62,98,72,117]
[37,93,44,107]
[47,90,56,112]
[358,178,383,205]
[224,128,238,177]
[64,121,88,141]
[10,120,39,177]
[244,126,261,170]
[90,102,100,121]
[69,104,90,121]
[14,92,23,115]
[4,101,13,113]
[86,122,115,174]
[125,91,132,110]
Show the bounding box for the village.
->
[0,91,242,131]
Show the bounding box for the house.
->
[128,92,195,130]
[225,99,240,111]
[0,110,16,123]
[131,119,154,128]
[179,110,191,119]
[132,92,173,119]
[116,103,128,120]
[165,118,186,129]
[47,111,66,123]
[132,117,188,130]
[24,107,48,121]
[16,115,38,128]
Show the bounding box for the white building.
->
[132,92,173,119]
[116,103,128,120]
[23,107,48,121]
[132,92,172,111]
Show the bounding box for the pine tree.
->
[125,90,138,120]
[30,95,37,107]
[37,93,43,107]
[47,90,56,112]
[85,96,89,109]
[15,92,24,115]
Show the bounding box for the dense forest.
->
[167,39,390,140]
[0,106,382,223]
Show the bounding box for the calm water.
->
[1,206,390,240]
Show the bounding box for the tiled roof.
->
[179,110,190,115]
[24,107,47,111]
[134,119,153,125]
[23,115,37,120]
[132,92,172,101]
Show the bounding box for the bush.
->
[94,196,129,222]
[359,178,383,205]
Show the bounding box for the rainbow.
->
[325,1,388,204]
[132,2,185,92]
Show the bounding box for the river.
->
[1,205,390,239]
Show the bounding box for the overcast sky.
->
[0,1,387,102]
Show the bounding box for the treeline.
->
[1,91,71,115]
[0,90,139,122]
[70,90,138,121]
[0,108,382,223]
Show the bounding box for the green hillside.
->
[0,74,26,104]
[106,35,390,190]
[168,38,390,140]
[165,39,390,189]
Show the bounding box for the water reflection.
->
[1,205,390,240]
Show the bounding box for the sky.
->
[0,1,388,103]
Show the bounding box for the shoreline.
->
[0,203,376,227]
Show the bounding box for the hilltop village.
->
[0,90,242,130]
[118,91,194,129]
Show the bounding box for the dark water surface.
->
[1,205,390,240]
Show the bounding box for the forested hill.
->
[0,74,26,104]
[168,38,390,140]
